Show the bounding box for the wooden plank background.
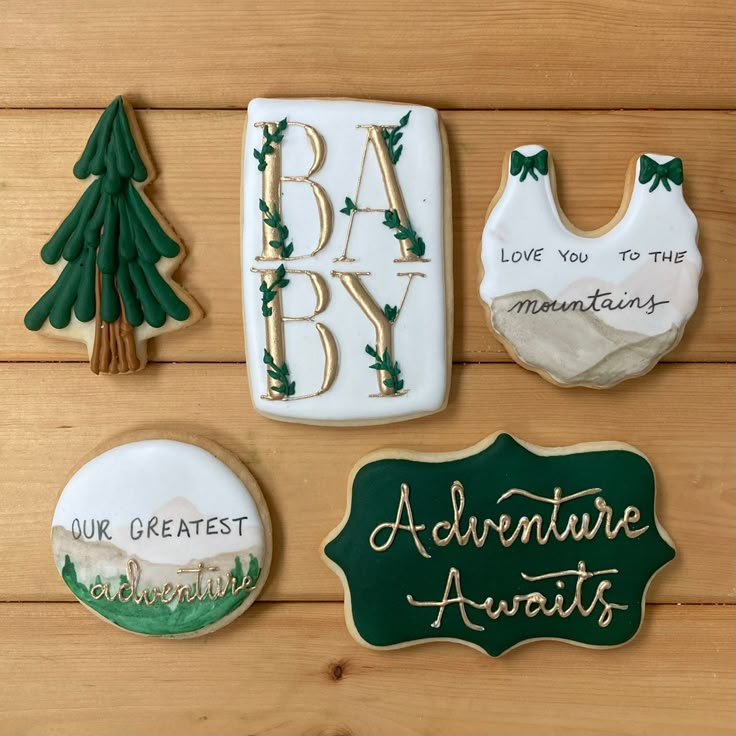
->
[0,2,734,734]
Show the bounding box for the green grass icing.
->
[61,554,260,636]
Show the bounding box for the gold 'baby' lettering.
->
[336,125,425,263]
[251,268,338,401]
[331,271,423,396]
[256,121,332,260]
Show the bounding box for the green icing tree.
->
[24,96,200,374]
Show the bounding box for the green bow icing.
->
[638,155,683,192]
[510,149,549,182]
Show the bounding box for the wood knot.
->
[328,659,347,681]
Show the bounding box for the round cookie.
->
[51,431,271,638]
[479,146,701,388]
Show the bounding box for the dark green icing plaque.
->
[323,433,675,657]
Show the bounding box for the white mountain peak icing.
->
[491,289,681,386]
[480,146,701,387]
[552,258,702,336]
[150,496,205,520]
[103,509,262,567]
[52,526,260,593]
[53,439,267,565]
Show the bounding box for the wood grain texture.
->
[0,602,732,736]
[2,3,735,732]
[1,110,733,364]
[1,1,734,110]
[1,362,733,604]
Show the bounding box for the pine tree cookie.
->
[51,432,271,638]
[479,146,701,388]
[242,98,453,425]
[323,433,675,657]
[25,96,202,374]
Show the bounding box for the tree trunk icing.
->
[90,271,140,374]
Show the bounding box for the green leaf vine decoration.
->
[340,111,411,222]
[340,196,357,216]
[259,264,289,317]
[263,349,296,397]
[383,304,398,322]
[259,199,295,258]
[253,118,287,171]
[365,344,404,393]
[381,111,411,164]
[382,209,426,258]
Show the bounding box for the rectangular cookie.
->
[241,98,452,425]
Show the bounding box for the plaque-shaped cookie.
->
[51,432,271,638]
[323,433,675,657]
[242,98,452,425]
[480,146,701,388]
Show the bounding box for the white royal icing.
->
[52,439,268,636]
[242,98,451,424]
[480,145,701,387]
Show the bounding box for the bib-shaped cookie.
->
[323,433,675,657]
[242,98,452,425]
[51,433,271,638]
[479,146,701,388]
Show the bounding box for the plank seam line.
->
[1,600,734,606]
[0,107,734,114]
[0,360,732,366]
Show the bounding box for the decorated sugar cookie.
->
[52,432,271,638]
[479,146,701,388]
[323,433,674,657]
[242,98,452,425]
[25,96,202,374]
